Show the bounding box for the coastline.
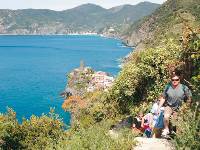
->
[0,33,135,48]
[0,33,99,36]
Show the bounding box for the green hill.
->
[122,0,200,49]
[108,2,160,23]
[0,2,160,34]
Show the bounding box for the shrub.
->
[0,108,67,150]
[172,103,200,150]
[20,109,66,149]
[0,108,24,149]
[65,120,136,150]
[172,26,200,150]
[108,39,182,114]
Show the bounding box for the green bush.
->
[0,108,24,149]
[20,111,66,149]
[0,108,67,150]
[108,39,182,114]
[172,29,200,150]
[65,120,136,150]
[181,28,200,103]
[172,104,200,150]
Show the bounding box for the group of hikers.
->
[110,71,192,139]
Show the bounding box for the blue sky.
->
[0,0,167,10]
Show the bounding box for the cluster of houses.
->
[87,71,114,92]
[64,61,115,97]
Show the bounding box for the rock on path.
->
[133,137,175,150]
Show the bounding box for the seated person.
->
[132,111,143,129]
[141,100,164,138]
[132,112,144,134]
[141,112,153,138]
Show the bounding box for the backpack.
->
[154,111,164,129]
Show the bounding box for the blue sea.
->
[0,35,132,124]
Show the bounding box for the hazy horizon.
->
[0,0,167,11]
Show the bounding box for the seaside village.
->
[68,61,114,93]
[87,71,114,92]
[61,61,114,112]
[61,61,114,106]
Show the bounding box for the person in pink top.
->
[141,100,164,138]
[141,112,153,138]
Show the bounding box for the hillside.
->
[0,2,160,34]
[108,2,160,23]
[122,0,200,49]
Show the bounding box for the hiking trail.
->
[133,137,175,150]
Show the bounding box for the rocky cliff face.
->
[124,17,156,47]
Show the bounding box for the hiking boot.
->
[161,129,169,137]
[170,130,176,135]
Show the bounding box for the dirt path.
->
[133,137,175,150]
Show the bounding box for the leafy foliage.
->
[62,96,86,113]
[108,39,182,113]
[180,26,200,101]
[172,103,200,150]
[170,26,200,150]
[0,108,67,150]
[0,108,23,149]
[65,120,136,150]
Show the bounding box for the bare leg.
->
[162,106,173,135]
[164,114,170,130]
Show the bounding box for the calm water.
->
[0,35,132,124]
